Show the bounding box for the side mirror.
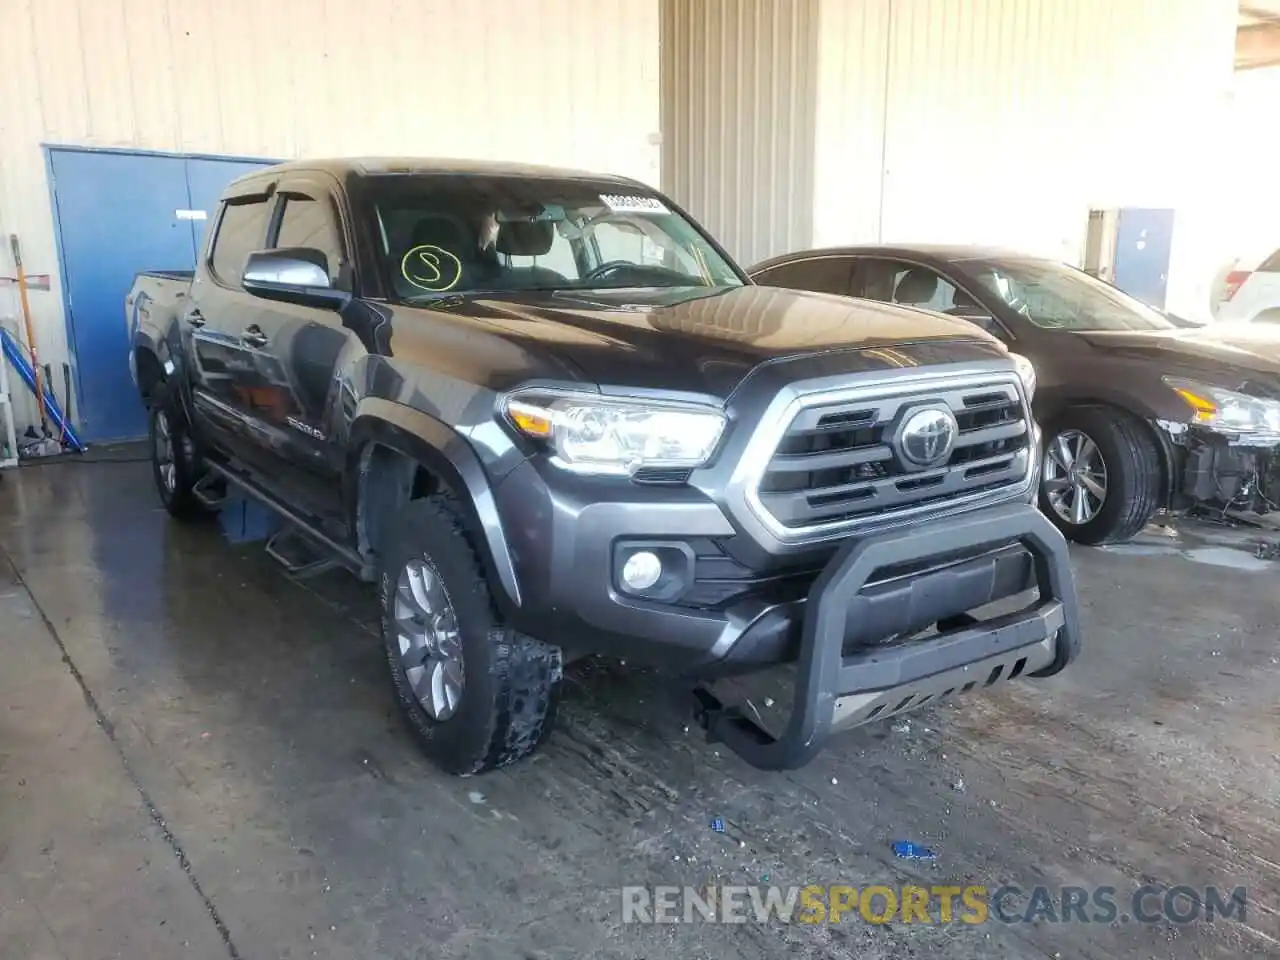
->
[241,247,350,311]
[948,310,1003,336]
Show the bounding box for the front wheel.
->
[1038,407,1159,545]
[379,494,562,775]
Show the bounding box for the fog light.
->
[621,550,663,591]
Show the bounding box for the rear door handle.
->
[186,309,206,327]
[241,325,269,348]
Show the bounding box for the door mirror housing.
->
[241,248,350,310]
[946,309,1002,335]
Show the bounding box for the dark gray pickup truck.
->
[127,157,1081,775]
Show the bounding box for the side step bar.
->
[191,472,228,510]
[265,528,339,580]
[204,461,372,581]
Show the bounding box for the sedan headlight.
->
[504,392,726,475]
[1163,377,1280,437]
[1010,352,1037,401]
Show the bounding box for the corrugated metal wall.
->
[660,0,819,267]
[1221,66,1280,268]
[0,0,659,430]
[0,0,1243,436]
[812,0,891,250]
[814,0,1237,317]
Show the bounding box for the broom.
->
[9,234,51,438]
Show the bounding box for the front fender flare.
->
[348,399,521,610]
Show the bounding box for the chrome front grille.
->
[753,375,1032,534]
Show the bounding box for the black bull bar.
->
[692,503,1082,771]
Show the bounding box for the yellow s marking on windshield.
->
[401,244,462,292]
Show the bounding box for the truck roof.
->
[223,156,643,195]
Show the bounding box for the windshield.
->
[367,175,743,300]
[962,258,1175,332]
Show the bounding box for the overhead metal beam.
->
[1240,5,1280,23]
[1237,21,1280,70]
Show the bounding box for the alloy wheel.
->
[1043,428,1108,525]
[154,411,176,494]
[393,558,465,721]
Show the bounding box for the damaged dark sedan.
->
[750,245,1280,544]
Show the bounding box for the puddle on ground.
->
[1097,515,1280,572]
[1182,546,1275,571]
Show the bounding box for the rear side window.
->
[852,258,958,310]
[853,258,1003,335]
[210,199,271,287]
[753,258,853,295]
[274,195,345,283]
[1258,248,1280,273]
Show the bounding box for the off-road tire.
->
[1039,406,1160,545]
[379,494,562,775]
[148,381,208,520]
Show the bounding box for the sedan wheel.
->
[1043,428,1108,525]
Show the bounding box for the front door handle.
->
[185,309,206,327]
[241,325,269,348]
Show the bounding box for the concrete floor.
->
[1,459,1278,960]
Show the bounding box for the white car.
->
[1215,247,1280,324]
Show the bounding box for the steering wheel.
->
[582,260,636,283]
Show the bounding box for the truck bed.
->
[127,270,195,388]
[128,270,193,328]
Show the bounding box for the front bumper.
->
[1170,423,1280,513]
[692,502,1080,770]
[491,461,1080,770]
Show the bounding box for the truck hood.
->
[440,285,1006,398]
[1076,324,1280,383]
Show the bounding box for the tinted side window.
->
[274,195,344,283]
[852,259,959,309]
[1258,248,1280,273]
[754,258,853,296]
[850,259,900,301]
[853,258,1001,334]
[210,199,271,287]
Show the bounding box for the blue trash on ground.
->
[892,841,937,861]
[710,817,725,833]
[218,494,279,544]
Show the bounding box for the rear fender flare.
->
[132,310,197,424]
[347,399,521,611]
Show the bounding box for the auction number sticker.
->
[600,194,669,215]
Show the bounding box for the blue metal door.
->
[1112,208,1175,310]
[49,150,192,442]
[48,149,274,442]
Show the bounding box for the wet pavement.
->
[1,458,1278,959]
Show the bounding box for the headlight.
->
[504,392,726,475]
[1010,352,1037,400]
[1163,377,1280,437]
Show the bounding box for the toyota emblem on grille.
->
[897,407,957,467]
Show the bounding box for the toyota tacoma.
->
[128,158,1081,774]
